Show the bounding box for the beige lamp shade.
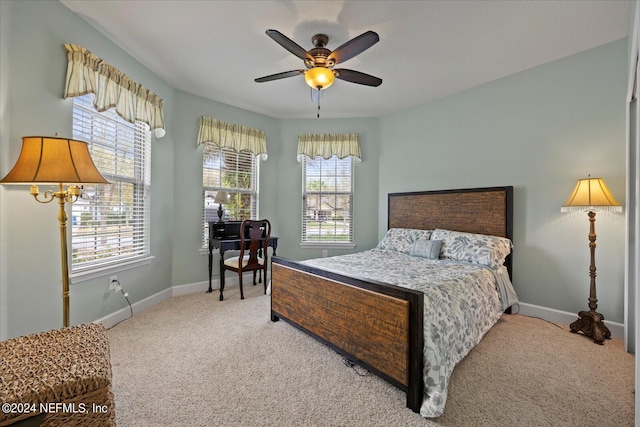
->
[561,177,622,213]
[0,136,108,185]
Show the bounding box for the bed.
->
[270,186,516,418]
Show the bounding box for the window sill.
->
[299,242,356,249]
[69,256,155,284]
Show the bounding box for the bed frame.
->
[270,186,513,413]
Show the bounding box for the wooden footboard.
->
[270,186,513,415]
[270,257,424,412]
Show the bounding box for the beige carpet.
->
[107,284,634,426]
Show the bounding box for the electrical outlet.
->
[109,275,118,290]
[322,249,328,257]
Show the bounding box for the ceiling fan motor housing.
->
[308,34,333,68]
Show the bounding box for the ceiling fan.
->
[254,29,383,91]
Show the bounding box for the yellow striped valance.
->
[63,44,166,138]
[197,117,268,160]
[297,133,361,162]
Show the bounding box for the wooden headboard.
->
[387,186,514,277]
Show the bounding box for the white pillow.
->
[377,228,433,254]
[430,229,511,269]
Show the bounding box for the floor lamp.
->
[1,136,109,327]
[561,176,622,344]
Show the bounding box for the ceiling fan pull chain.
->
[316,87,321,118]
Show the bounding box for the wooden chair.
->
[222,219,271,299]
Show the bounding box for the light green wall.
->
[169,90,281,285]
[379,39,627,323]
[168,104,380,282]
[0,0,380,339]
[0,0,176,338]
[0,0,12,339]
[275,118,380,260]
[0,0,630,339]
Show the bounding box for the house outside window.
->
[301,155,355,244]
[71,94,152,273]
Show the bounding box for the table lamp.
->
[215,190,228,222]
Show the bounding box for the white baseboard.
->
[171,280,210,296]
[94,274,254,329]
[94,287,173,329]
[95,281,624,341]
[516,302,624,339]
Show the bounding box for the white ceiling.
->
[59,0,631,119]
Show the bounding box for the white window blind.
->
[71,94,151,272]
[202,143,259,246]
[302,155,354,244]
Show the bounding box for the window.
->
[71,94,152,273]
[202,144,259,246]
[302,155,354,244]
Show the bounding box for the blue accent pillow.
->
[410,239,442,259]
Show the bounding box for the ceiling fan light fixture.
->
[304,67,334,90]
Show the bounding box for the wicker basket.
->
[0,323,115,426]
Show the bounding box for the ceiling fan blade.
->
[266,29,314,62]
[255,70,304,83]
[328,31,379,65]
[334,69,382,87]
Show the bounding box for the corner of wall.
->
[0,0,12,340]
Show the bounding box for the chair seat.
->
[221,218,271,300]
[224,254,264,269]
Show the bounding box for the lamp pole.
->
[568,211,611,344]
[31,183,82,327]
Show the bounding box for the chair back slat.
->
[239,219,271,268]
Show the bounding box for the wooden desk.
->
[208,236,279,300]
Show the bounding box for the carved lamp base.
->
[569,310,611,345]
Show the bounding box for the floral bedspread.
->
[301,248,504,418]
